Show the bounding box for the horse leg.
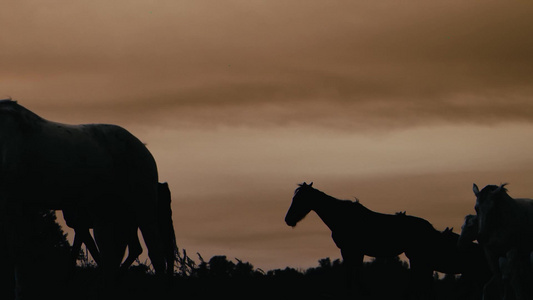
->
[69,231,83,273]
[93,222,127,292]
[483,248,504,300]
[157,182,177,277]
[0,227,14,299]
[70,228,102,269]
[408,259,434,300]
[505,249,532,300]
[8,203,28,300]
[139,222,165,275]
[341,248,363,295]
[119,226,142,272]
[81,229,102,266]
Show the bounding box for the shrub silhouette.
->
[5,209,71,299]
[2,212,471,300]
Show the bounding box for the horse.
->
[0,100,170,298]
[285,182,440,298]
[431,227,490,299]
[472,184,533,300]
[459,213,533,300]
[458,214,478,248]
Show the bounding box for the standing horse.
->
[285,182,440,298]
[472,184,533,300]
[0,100,169,298]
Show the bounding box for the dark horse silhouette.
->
[432,227,491,299]
[0,100,175,298]
[285,182,440,298]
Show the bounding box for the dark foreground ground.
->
[8,256,482,300]
[1,212,484,300]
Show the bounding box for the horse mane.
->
[295,183,365,207]
[0,99,45,124]
[0,99,18,110]
[480,183,509,196]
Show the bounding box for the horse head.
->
[458,214,478,247]
[285,182,315,227]
[473,183,508,243]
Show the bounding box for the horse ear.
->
[309,182,313,187]
[493,183,508,194]
[473,184,480,196]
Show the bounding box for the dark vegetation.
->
[9,211,476,300]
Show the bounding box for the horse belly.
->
[335,232,404,257]
[364,239,405,257]
[4,139,114,206]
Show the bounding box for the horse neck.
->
[310,191,356,232]
[506,196,533,228]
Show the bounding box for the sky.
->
[2,0,533,271]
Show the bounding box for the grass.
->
[18,254,481,300]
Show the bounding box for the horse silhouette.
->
[285,182,441,298]
[432,227,490,299]
[472,183,533,300]
[458,214,478,248]
[0,99,175,298]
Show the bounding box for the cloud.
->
[2,0,532,130]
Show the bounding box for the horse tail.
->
[157,182,178,277]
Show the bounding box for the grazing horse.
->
[0,100,169,298]
[285,182,440,298]
[472,184,533,300]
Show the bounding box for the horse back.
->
[3,120,158,208]
[332,209,437,257]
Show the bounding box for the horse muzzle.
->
[477,231,488,244]
[285,217,297,227]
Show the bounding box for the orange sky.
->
[2,1,533,270]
